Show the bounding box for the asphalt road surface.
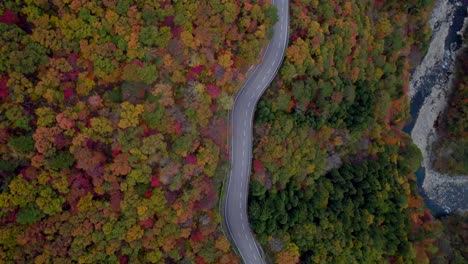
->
[223,0,289,263]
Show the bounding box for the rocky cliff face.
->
[409,0,467,215]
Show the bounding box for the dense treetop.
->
[0,0,463,263]
[249,0,445,263]
[0,0,277,262]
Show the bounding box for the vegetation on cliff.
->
[432,23,468,176]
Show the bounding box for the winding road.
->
[223,0,289,263]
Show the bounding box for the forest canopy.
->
[249,0,444,263]
[0,0,277,263]
[0,0,462,263]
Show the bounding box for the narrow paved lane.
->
[223,0,289,263]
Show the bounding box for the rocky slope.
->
[410,0,467,215]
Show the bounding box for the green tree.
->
[46,151,75,170]
[139,26,159,47]
[8,135,35,153]
[16,204,45,224]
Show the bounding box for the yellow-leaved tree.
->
[118,102,144,129]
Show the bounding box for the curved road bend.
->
[223,0,289,263]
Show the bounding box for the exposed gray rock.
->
[325,152,342,173]
[269,237,284,252]
[410,0,468,214]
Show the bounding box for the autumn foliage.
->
[0,0,277,262]
[249,0,444,262]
